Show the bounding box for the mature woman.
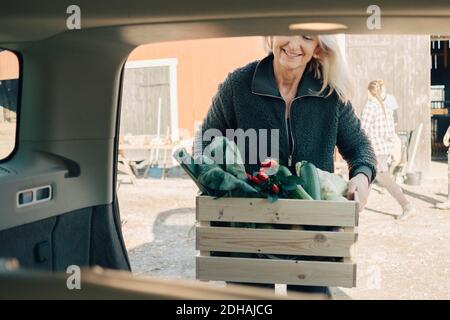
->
[361,80,415,219]
[196,35,376,205]
[194,35,377,295]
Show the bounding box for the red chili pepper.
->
[259,167,269,175]
[261,159,278,168]
[257,171,269,181]
[271,184,280,194]
[253,176,264,185]
[261,160,271,168]
[246,173,262,185]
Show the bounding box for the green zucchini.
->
[295,161,321,200]
[278,165,313,200]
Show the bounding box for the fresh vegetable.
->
[277,165,313,200]
[204,136,247,180]
[295,161,322,200]
[316,168,349,201]
[257,171,269,181]
[277,165,293,178]
[293,183,313,200]
[249,174,263,185]
[261,159,277,168]
[244,159,283,202]
[172,148,212,195]
[270,184,280,194]
[196,155,259,197]
[175,140,333,203]
[173,148,259,198]
[259,158,280,176]
[261,161,270,168]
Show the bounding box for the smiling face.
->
[271,35,320,71]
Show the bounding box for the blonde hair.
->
[266,35,353,104]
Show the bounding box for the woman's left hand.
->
[347,173,370,212]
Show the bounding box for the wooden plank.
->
[196,196,358,227]
[344,227,358,260]
[196,226,356,257]
[198,222,210,257]
[354,191,360,217]
[329,287,352,300]
[117,154,137,186]
[343,226,357,287]
[406,123,423,173]
[197,221,210,282]
[197,256,356,288]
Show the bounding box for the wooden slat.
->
[196,226,356,257]
[343,227,357,287]
[197,256,356,288]
[354,191,360,220]
[343,227,357,262]
[198,222,210,257]
[196,196,358,227]
[197,221,210,281]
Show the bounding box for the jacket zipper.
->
[286,96,304,167]
[251,91,314,168]
[285,116,292,166]
[286,113,294,167]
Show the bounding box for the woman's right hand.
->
[347,173,370,212]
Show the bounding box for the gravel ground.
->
[118,161,450,299]
[118,178,198,279]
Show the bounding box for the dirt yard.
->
[118,161,450,300]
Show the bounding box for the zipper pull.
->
[288,155,292,167]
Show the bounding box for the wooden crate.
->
[196,195,359,288]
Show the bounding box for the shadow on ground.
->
[128,207,196,279]
[401,188,441,206]
[364,207,398,218]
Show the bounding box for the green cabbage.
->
[316,168,349,201]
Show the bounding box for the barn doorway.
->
[119,58,179,180]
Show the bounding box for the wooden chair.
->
[117,153,137,188]
[195,195,358,297]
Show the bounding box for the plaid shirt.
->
[361,99,396,156]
